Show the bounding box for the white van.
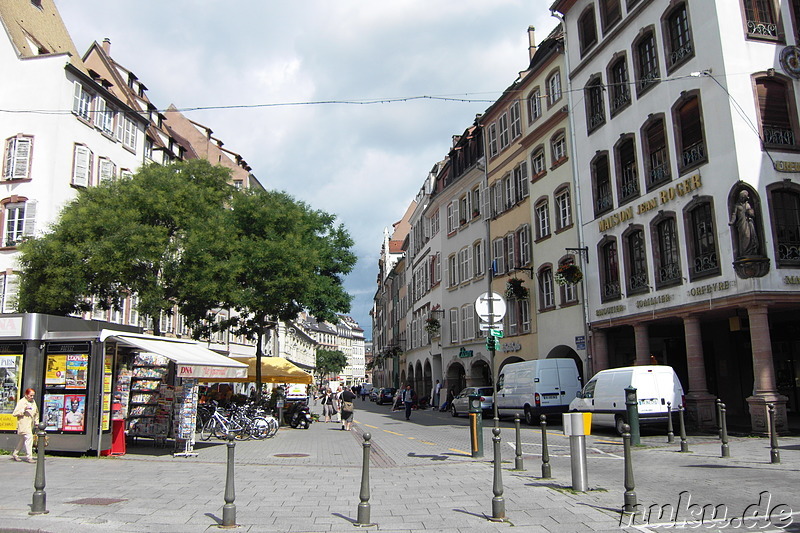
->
[569,365,684,434]
[496,358,582,425]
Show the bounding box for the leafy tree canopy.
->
[316,348,348,378]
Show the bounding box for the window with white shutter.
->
[493,238,505,275]
[99,158,116,183]
[73,82,92,120]
[3,137,33,180]
[72,144,91,187]
[449,308,459,344]
[1,273,19,313]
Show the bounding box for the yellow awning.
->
[203,356,312,384]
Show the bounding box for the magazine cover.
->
[44,394,65,431]
[45,354,67,386]
[0,354,23,431]
[65,354,89,389]
[62,394,86,432]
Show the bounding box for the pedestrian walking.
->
[333,386,343,424]
[402,385,415,421]
[321,388,334,423]
[11,388,38,463]
[433,379,441,410]
[340,387,356,430]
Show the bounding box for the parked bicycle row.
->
[196,401,279,441]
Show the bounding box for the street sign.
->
[479,322,503,331]
[474,292,507,322]
[490,328,504,338]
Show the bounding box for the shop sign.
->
[458,348,474,358]
[636,294,672,308]
[596,305,625,317]
[575,335,586,350]
[784,275,800,284]
[178,365,247,379]
[775,160,800,173]
[688,280,733,296]
[0,317,22,337]
[599,175,703,233]
[501,342,521,352]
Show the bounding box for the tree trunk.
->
[255,327,263,397]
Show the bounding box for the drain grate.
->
[67,497,127,506]
[273,453,310,458]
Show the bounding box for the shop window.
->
[42,343,92,435]
[634,30,660,95]
[592,153,613,216]
[586,76,606,133]
[579,6,598,56]
[608,55,631,116]
[685,200,720,280]
[600,239,621,301]
[624,228,649,294]
[555,186,573,230]
[3,136,33,181]
[616,136,640,203]
[642,116,671,189]
[756,76,798,149]
[674,93,707,172]
[538,266,555,310]
[769,187,800,265]
[664,3,694,72]
[653,215,682,288]
[744,0,780,40]
[599,0,622,33]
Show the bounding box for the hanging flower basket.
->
[555,263,583,286]
[505,277,529,300]
[424,317,441,336]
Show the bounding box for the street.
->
[0,399,798,532]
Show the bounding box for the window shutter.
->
[99,159,115,182]
[2,274,18,313]
[73,145,90,187]
[72,82,82,114]
[12,138,31,179]
[4,139,13,179]
[453,199,460,226]
[481,183,490,221]
[519,162,529,198]
[22,200,36,237]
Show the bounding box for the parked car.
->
[376,387,397,405]
[450,387,494,418]
[369,388,379,402]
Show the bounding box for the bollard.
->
[622,423,637,513]
[489,427,506,521]
[514,414,524,471]
[678,404,689,453]
[564,412,589,492]
[716,398,722,439]
[666,402,674,443]
[356,433,374,526]
[624,387,640,445]
[221,431,237,528]
[540,414,551,479]
[468,394,484,458]
[30,422,48,515]
[768,404,780,464]
[720,403,730,458]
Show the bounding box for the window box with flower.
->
[555,263,583,285]
[505,277,529,300]
[424,317,441,337]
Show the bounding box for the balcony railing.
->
[620,165,639,201]
[747,19,778,38]
[659,261,681,284]
[681,141,705,168]
[693,251,719,275]
[628,271,649,292]
[670,42,693,66]
[611,90,630,113]
[763,125,796,146]
[648,148,670,187]
[603,281,621,299]
[595,192,613,213]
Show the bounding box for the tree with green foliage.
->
[315,348,348,381]
[178,189,356,393]
[17,160,234,334]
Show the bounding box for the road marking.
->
[449,448,470,455]
[508,442,623,459]
[363,424,378,429]
[383,430,403,436]
[421,441,436,445]
[408,437,416,440]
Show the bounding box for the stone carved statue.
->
[729,190,760,257]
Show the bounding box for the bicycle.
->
[199,405,244,441]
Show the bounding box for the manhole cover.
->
[273,453,310,458]
[67,498,127,506]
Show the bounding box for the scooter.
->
[286,402,313,429]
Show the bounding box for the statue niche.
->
[728,187,769,278]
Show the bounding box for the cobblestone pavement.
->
[0,400,798,532]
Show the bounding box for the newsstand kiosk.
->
[0,313,246,456]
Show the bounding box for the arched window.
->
[642,116,671,189]
[744,0,779,39]
[634,29,660,94]
[608,55,631,116]
[585,76,606,133]
[663,2,694,71]
[579,7,598,55]
[674,93,707,171]
[599,0,622,33]
[599,238,621,301]
[616,136,639,203]
[624,227,649,294]
[652,214,682,288]
[768,185,800,265]
[592,153,613,216]
[756,76,798,148]
[684,199,720,280]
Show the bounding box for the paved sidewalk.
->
[0,402,797,532]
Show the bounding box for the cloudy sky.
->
[55,1,558,336]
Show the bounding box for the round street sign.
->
[474,292,507,322]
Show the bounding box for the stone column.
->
[746,306,788,434]
[591,329,608,374]
[633,324,650,366]
[682,315,716,430]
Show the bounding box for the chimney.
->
[528,26,537,61]
[102,38,111,54]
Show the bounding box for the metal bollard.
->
[30,422,48,515]
[356,433,374,526]
[720,403,730,458]
[540,414,551,479]
[624,387,640,445]
[716,398,722,439]
[768,404,780,464]
[514,414,524,471]
[489,427,506,521]
[666,402,674,443]
[221,431,237,528]
[678,404,689,453]
[622,423,637,513]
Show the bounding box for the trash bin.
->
[101,418,126,456]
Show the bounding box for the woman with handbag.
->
[340,387,356,431]
[321,388,334,423]
[11,388,38,463]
